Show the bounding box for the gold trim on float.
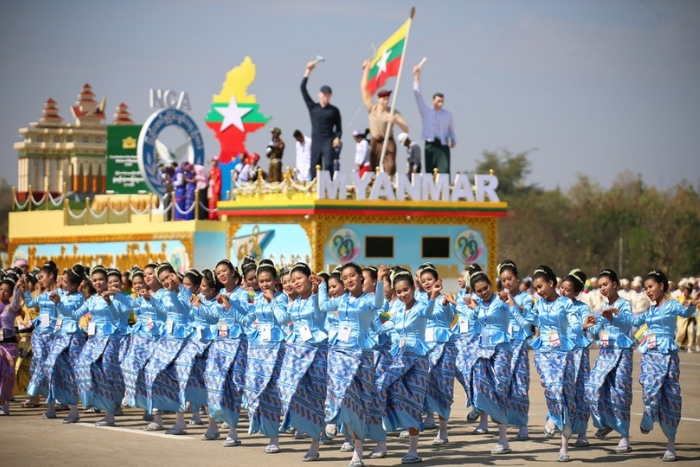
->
[8,233,195,271]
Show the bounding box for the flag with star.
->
[205,56,271,165]
[366,18,411,96]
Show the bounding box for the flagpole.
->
[379,6,415,174]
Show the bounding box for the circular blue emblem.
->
[137,108,205,197]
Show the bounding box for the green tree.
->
[474,148,540,198]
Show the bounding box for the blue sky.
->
[1,0,699,190]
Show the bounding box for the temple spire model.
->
[112,102,134,125]
[15,84,113,198]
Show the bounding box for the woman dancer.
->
[377,269,441,465]
[559,269,592,448]
[240,256,260,295]
[458,264,490,434]
[631,269,700,462]
[322,266,347,449]
[22,261,60,414]
[521,265,579,462]
[419,265,456,445]
[276,262,328,462]
[463,270,520,455]
[142,263,190,431]
[206,259,252,446]
[365,269,401,460]
[73,265,130,426]
[319,263,385,467]
[120,268,165,421]
[170,268,208,428]
[107,269,131,367]
[41,266,87,423]
[584,269,634,454]
[0,273,22,415]
[498,260,534,441]
[244,260,289,453]
[106,268,129,416]
[14,273,39,399]
[189,269,223,440]
[362,266,378,294]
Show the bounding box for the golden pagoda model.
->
[14,84,113,199]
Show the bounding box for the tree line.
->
[476,149,700,281]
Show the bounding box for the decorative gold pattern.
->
[8,233,195,271]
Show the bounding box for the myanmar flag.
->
[366,18,410,96]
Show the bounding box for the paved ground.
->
[2,348,700,466]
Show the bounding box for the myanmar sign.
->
[106,125,149,194]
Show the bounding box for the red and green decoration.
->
[366,18,410,96]
[205,98,270,164]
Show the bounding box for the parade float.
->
[7,56,507,281]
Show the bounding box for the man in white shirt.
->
[618,278,632,301]
[413,64,456,174]
[630,277,651,314]
[293,129,312,181]
[582,277,604,313]
[353,130,370,178]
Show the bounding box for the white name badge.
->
[146,317,154,331]
[18,323,26,331]
[338,324,352,342]
[548,331,561,347]
[600,330,610,348]
[218,322,229,338]
[40,314,50,328]
[299,325,313,342]
[196,326,203,340]
[54,316,63,331]
[508,323,514,336]
[481,332,490,346]
[260,324,272,342]
[459,320,469,334]
[166,320,174,334]
[425,327,435,342]
[88,322,96,336]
